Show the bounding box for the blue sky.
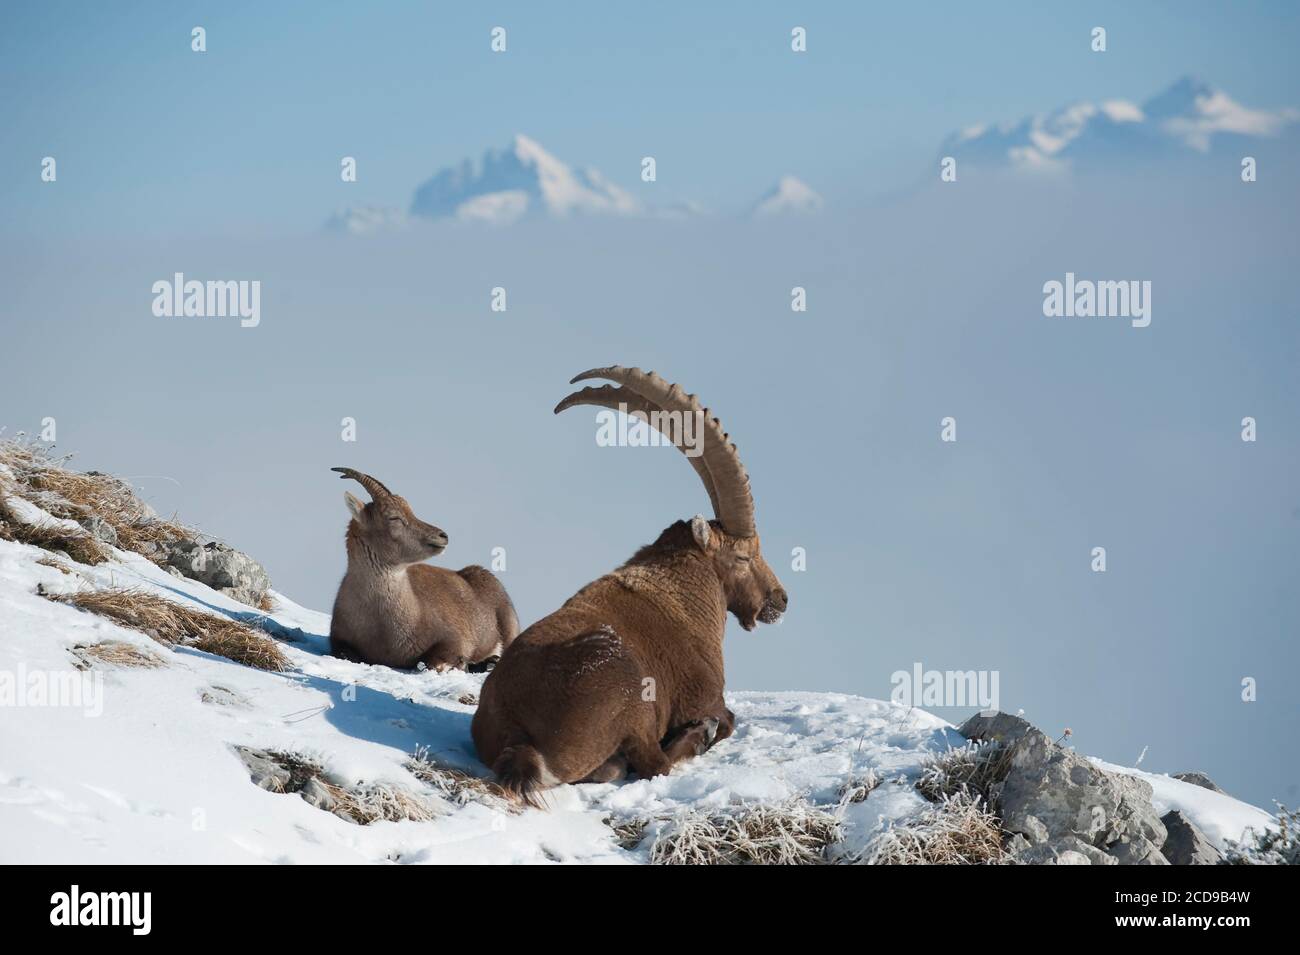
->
[5,1,1300,236]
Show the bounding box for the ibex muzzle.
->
[472,366,787,806]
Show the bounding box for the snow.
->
[750,176,824,217]
[0,492,1276,863]
[1096,759,1276,850]
[409,134,642,223]
[941,76,1298,170]
[323,204,408,236]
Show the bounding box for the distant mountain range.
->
[325,78,1296,233]
[939,76,1298,173]
[325,134,819,233]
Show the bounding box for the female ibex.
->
[328,468,518,671]
[472,367,788,805]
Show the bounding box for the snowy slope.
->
[0,498,1276,863]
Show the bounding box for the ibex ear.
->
[690,514,713,551]
[344,491,366,519]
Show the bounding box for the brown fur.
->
[472,516,786,804]
[329,485,518,670]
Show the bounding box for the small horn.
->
[331,467,392,500]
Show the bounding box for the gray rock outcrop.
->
[235,746,291,792]
[1161,810,1224,864]
[165,538,271,608]
[1172,771,1225,794]
[959,712,1177,865]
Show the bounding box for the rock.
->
[958,711,1041,748]
[235,746,290,793]
[1172,771,1225,795]
[1109,835,1170,865]
[1161,810,1224,865]
[300,777,338,812]
[77,514,118,546]
[959,711,1169,865]
[165,538,271,607]
[1012,836,1116,865]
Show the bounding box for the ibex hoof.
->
[702,717,721,746]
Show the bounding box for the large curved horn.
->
[558,366,756,537]
[331,467,392,501]
[554,384,722,519]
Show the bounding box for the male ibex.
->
[328,468,518,671]
[472,367,788,804]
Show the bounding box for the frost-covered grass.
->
[855,792,1008,865]
[72,640,167,670]
[405,746,514,810]
[248,749,442,825]
[916,739,1013,806]
[837,767,881,805]
[648,798,843,865]
[1223,804,1300,865]
[0,438,193,564]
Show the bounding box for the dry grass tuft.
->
[327,781,442,825]
[263,750,326,793]
[260,750,441,824]
[0,439,194,565]
[0,496,108,565]
[917,740,1014,806]
[72,640,166,670]
[406,746,515,810]
[35,555,74,575]
[191,625,288,672]
[854,792,1009,865]
[607,817,651,850]
[46,587,289,672]
[838,768,882,805]
[649,798,842,865]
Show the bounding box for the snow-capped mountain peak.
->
[1142,76,1298,151]
[410,134,642,225]
[750,175,824,217]
[941,76,1298,171]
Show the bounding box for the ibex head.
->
[556,366,789,631]
[685,515,787,630]
[332,467,449,565]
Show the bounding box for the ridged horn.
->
[554,384,722,519]
[331,467,392,501]
[556,366,756,537]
